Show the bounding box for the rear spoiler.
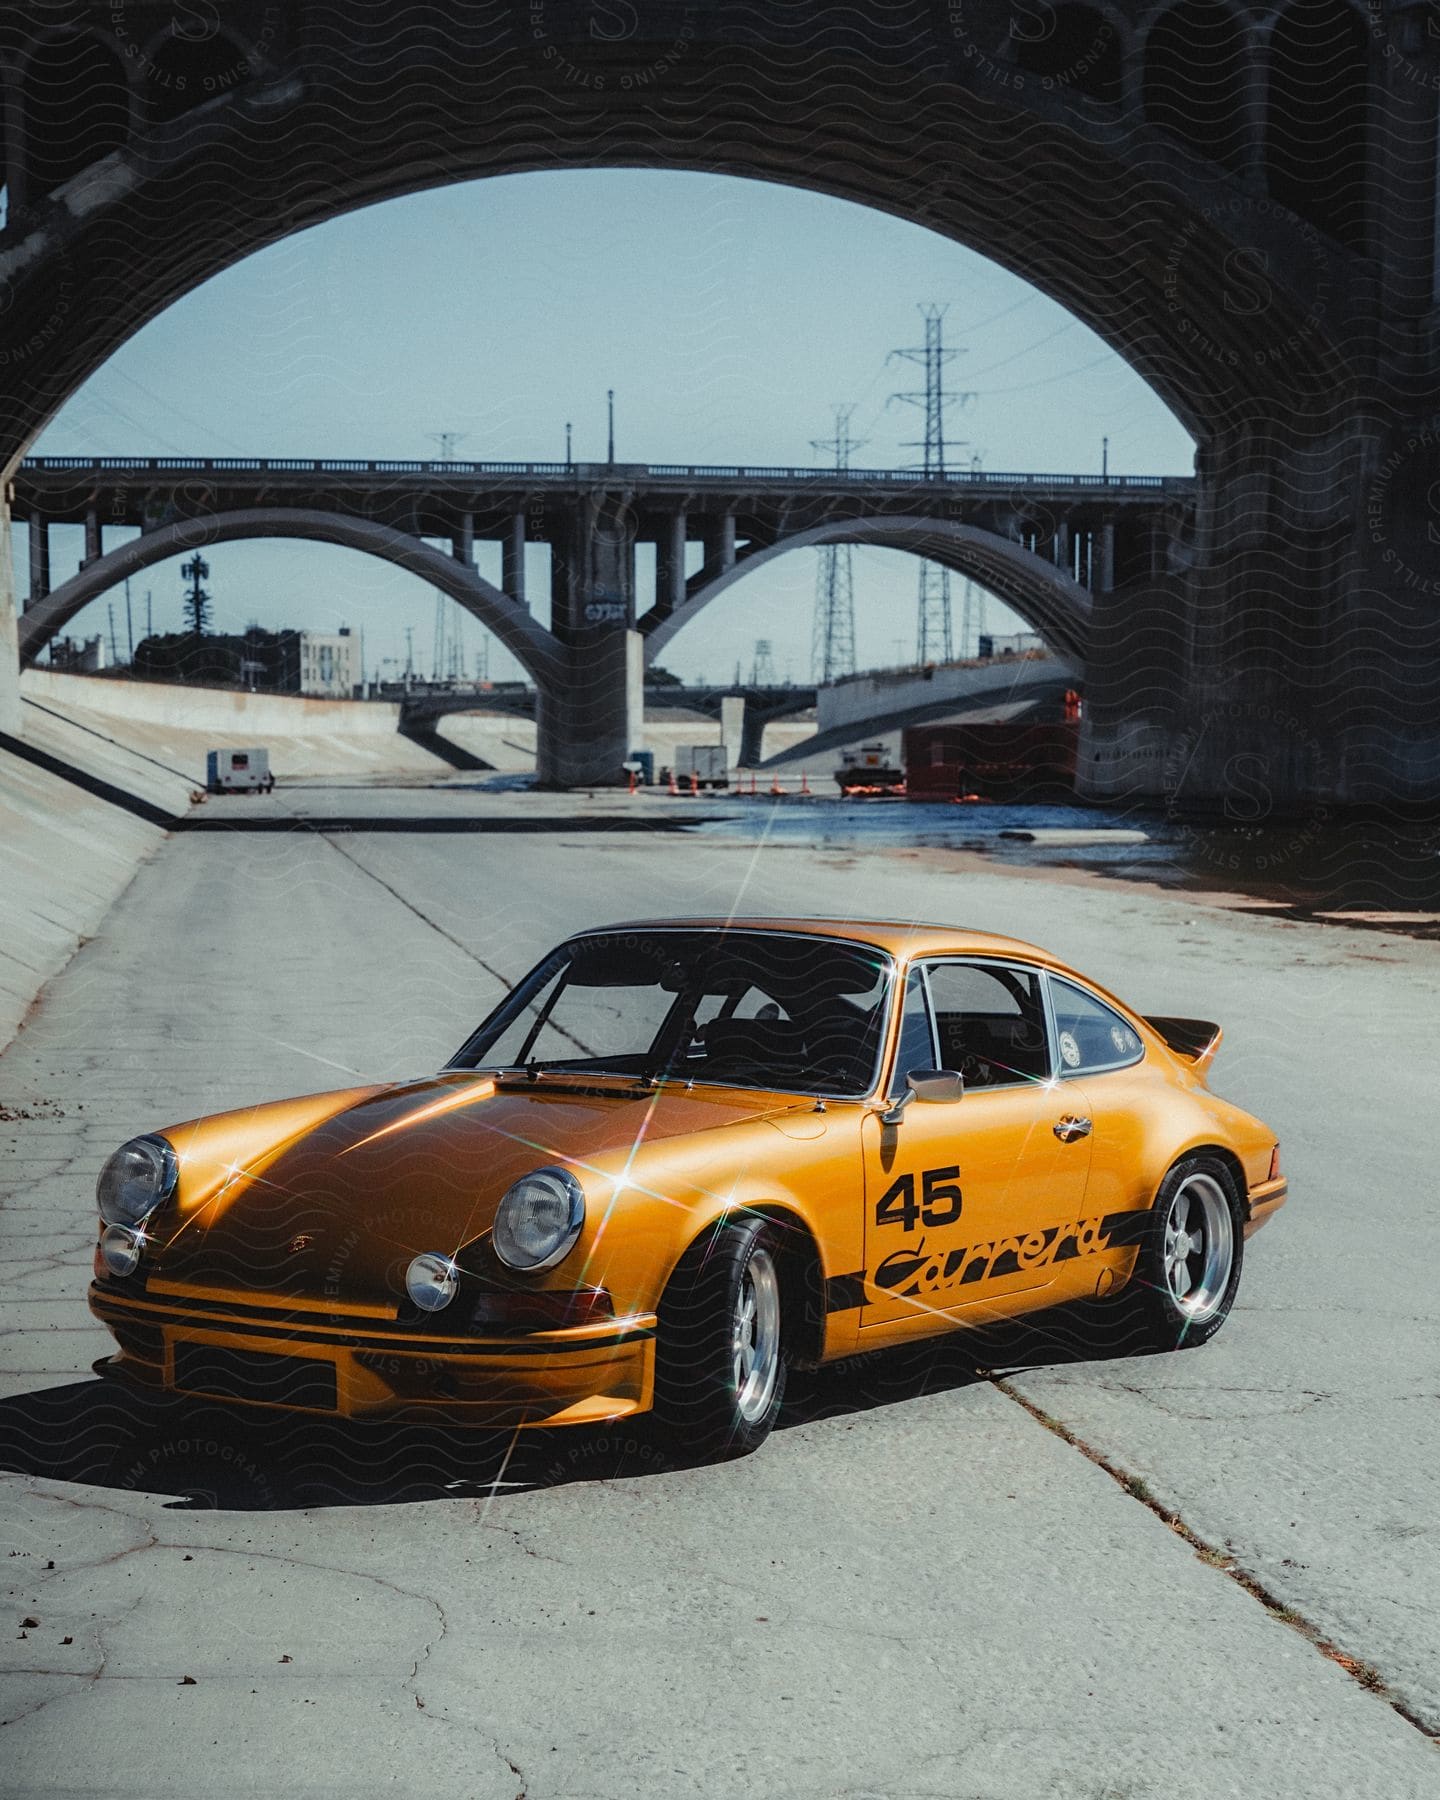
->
[1144,1015,1223,1068]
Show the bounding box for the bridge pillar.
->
[1077,424,1440,812]
[721,694,745,768]
[0,495,17,736]
[83,506,101,566]
[655,510,687,616]
[454,511,474,567]
[27,514,48,608]
[502,511,526,607]
[702,512,736,573]
[536,488,640,786]
[1097,522,1115,593]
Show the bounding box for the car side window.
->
[889,968,939,1098]
[924,962,1050,1089]
[1049,976,1144,1077]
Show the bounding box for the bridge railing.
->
[19,455,1181,491]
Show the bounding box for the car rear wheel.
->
[1122,1155,1244,1352]
[654,1217,788,1460]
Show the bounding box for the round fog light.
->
[100,1223,144,1277]
[406,1251,459,1313]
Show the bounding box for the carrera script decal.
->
[872,1212,1119,1301]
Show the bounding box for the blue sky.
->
[27,170,1194,684]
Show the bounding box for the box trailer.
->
[206,748,272,794]
[674,744,730,790]
[904,721,1078,801]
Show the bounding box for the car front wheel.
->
[1123,1155,1245,1352]
[654,1217,788,1460]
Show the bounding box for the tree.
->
[181,554,212,635]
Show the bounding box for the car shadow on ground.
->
[0,1302,1157,1512]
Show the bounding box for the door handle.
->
[1053,1115,1092,1142]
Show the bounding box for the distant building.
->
[48,634,108,673]
[130,624,362,697]
[297,628,361,698]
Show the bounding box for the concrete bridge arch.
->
[643,517,1095,669]
[16,509,562,689]
[1,2,1435,801]
[0,3,1369,458]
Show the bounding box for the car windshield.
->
[450,930,894,1097]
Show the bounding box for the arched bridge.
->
[13,456,1189,782]
[0,2,1435,801]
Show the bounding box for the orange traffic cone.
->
[668,768,678,796]
[799,769,811,795]
[690,771,699,797]
[770,773,783,796]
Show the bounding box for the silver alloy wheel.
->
[1163,1173,1234,1323]
[732,1246,782,1423]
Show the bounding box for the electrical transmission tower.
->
[889,304,974,664]
[810,405,866,684]
[751,639,776,686]
[426,431,467,681]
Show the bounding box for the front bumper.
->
[89,1280,656,1427]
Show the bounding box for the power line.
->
[969,350,1116,397]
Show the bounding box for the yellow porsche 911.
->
[89,919,1287,1457]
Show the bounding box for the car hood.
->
[151,1073,803,1304]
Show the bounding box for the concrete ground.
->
[1,786,1437,1798]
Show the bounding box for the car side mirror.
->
[881,1067,965,1125]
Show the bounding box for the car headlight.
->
[492,1167,585,1272]
[406,1252,460,1313]
[96,1135,178,1226]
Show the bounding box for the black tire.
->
[653,1217,788,1460]
[1115,1153,1245,1353]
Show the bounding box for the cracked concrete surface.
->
[2,789,1438,1797]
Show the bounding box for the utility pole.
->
[810,404,865,685]
[180,553,211,635]
[890,304,974,664]
[606,390,615,465]
[426,431,466,684]
[123,577,134,663]
[106,602,119,666]
[565,421,573,467]
[145,589,153,640]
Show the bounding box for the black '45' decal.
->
[874,1166,963,1230]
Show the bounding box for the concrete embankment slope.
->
[20,670,453,784]
[0,672,463,1054]
[0,742,171,1054]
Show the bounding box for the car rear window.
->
[1050,976,1144,1076]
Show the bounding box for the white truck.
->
[205,747,273,794]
